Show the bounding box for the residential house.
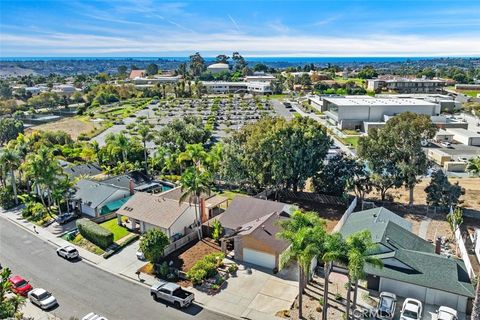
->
[63,163,102,179]
[116,186,228,239]
[216,196,296,271]
[72,179,132,218]
[339,207,475,313]
[129,70,146,79]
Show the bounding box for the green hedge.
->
[76,218,113,249]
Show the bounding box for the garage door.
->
[243,248,276,269]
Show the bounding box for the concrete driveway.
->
[190,261,298,320]
[45,219,78,235]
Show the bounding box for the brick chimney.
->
[129,179,135,195]
[435,237,442,254]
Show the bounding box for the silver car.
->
[376,292,396,319]
[28,288,57,310]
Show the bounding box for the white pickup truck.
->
[150,280,194,308]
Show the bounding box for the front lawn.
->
[99,218,130,242]
[342,136,360,148]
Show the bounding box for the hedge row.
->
[76,218,113,249]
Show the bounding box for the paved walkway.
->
[418,216,432,240]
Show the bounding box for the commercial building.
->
[52,84,77,97]
[446,128,480,146]
[207,63,230,74]
[131,75,181,85]
[367,78,447,93]
[322,96,440,130]
[244,75,276,83]
[202,81,272,95]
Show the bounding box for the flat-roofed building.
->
[322,96,440,130]
[446,128,480,146]
[207,63,230,74]
[244,75,276,83]
[367,78,446,93]
[202,81,271,95]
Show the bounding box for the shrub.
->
[22,202,47,221]
[139,229,169,263]
[76,218,113,249]
[227,264,238,273]
[187,252,225,284]
[211,219,223,242]
[155,261,170,279]
[0,186,15,209]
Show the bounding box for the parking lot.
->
[92,96,292,147]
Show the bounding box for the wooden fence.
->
[163,228,199,256]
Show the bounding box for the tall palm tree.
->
[345,230,383,319]
[0,148,20,205]
[176,143,208,170]
[467,156,480,176]
[105,133,129,167]
[321,232,348,320]
[472,274,480,320]
[179,166,212,239]
[137,124,154,174]
[277,211,327,319]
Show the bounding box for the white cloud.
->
[1,31,479,56]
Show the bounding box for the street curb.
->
[1,213,240,320]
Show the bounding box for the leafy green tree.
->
[0,148,20,205]
[358,112,436,204]
[0,81,12,99]
[139,229,170,263]
[117,65,128,76]
[105,132,130,167]
[215,54,229,64]
[253,63,269,73]
[447,207,463,233]
[467,157,480,176]
[313,154,369,197]
[425,170,464,211]
[357,66,378,79]
[0,117,24,145]
[222,116,331,192]
[277,211,327,319]
[232,52,247,71]
[189,52,206,77]
[156,116,211,154]
[146,63,159,76]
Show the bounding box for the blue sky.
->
[1,0,479,57]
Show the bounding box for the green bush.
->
[187,252,225,284]
[155,261,170,279]
[22,202,47,221]
[0,186,15,209]
[76,218,113,249]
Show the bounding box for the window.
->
[160,288,170,294]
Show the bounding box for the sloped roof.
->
[216,196,295,230]
[366,248,474,297]
[129,69,146,79]
[238,212,290,254]
[73,179,130,209]
[117,192,193,229]
[64,163,102,178]
[340,206,475,298]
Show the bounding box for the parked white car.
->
[82,312,108,320]
[28,288,57,310]
[136,250,145,260]
[56,245,79,260]
[400,298,423,320]
[376,292,396,319]
[436,306,458,320]
[440,141,452,148]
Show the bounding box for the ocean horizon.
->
[1,56,478,64]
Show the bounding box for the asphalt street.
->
[0,217,234,320]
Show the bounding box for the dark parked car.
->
[55,212,78,225]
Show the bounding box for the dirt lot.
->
[26,117,98,139]
[162,238,222,272]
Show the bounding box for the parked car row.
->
[375,292,458,320]
[8,275,58,310]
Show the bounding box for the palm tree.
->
[467,156,480,176]
[105,133,129,167]
[137,124,154,174]
[472,274,480,320]
[0,148,20,205]
[176,143,208,170]
[10,294,26,314]
[277,211,327,319]
[345,230,383,319]
[179,166,212,240]
[321,232,348,320]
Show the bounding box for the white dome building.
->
[207,63,230,74]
